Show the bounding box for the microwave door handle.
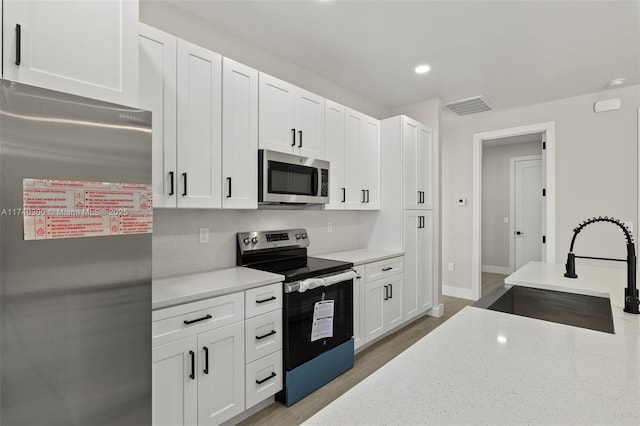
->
[312,168,319,196]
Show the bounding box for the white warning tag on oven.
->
[311,300,334,342]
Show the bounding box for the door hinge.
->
[542,235,546,244]
[542,188,546,197]
[542,141,546,150]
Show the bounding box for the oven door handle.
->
[284,269,357,293]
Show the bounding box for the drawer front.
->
[245,350,283,409]
[245,310,283,364]
[152,292,244,346]
[365,257,404,281]
[245,283,283,318]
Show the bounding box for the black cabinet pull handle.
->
[189,351,195,380]
[256,330,276,340]
[256,372,277,385]
[227,177,232,198]
[15,24,21,66]
[203,346,209,374]
[182,173,187,196]
[361,190,365,203]
[422,191,425,203]
[291,128,296,146]
[366,190,370,203]
[298,130,302,148]
[389,283,393,298]
[169,171,175,196]
[256,296,276,304]
[342,187,346,203]
[184,314,212,325]
[383,285,389,301]
[382,267,393,272]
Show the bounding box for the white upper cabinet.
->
[222,58,258,209]
[139,24,177,209]
[402,116,432,210]
[259,72,325,158]
[324,100,346,210]
[344,108,380,210]
[176,39,222,208]
[2,0,138,106]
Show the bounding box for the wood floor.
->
[239,273,506,426]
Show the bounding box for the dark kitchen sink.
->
[473,285,615,334]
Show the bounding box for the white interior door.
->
[514,158,542,269]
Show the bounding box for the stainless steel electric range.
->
[237,229,355,406]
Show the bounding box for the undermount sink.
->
[474,285,615,334]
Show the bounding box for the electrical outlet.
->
[199,227,209,244]
[327,222,332,233]
[448,262,455,271]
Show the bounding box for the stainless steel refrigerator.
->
[0,79,151,425]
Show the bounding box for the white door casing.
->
[511,156,542,270]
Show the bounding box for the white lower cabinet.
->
[153,282,283,426]
[362,257,404,344]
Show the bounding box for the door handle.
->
[203,346,209,374]
[182,173,187,196]
[256,372,277,385]
[227,177,232,198]
[15,24,21,66]
[383,285,389,300]
[516,231,524,235]
[189,350,195,380]
[366,190,370,203]
[256,330,276,340]
[342,187,346,203]
[169,171,175,196]
[389,283,393,299]
[298,130,302,148]
[361,190,366,203]
[291,128,296,146]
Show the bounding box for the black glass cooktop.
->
[247,256,352,283]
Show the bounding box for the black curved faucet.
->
[564,216,640,314]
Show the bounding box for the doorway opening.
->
[472,122,556,300]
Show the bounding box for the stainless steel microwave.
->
[259,149,329,204]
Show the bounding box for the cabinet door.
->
[258,72,296,153]
[418,124,433,209]
[360,116,380,210]
[324,100,346,210]
[176,39,222,208]
[197,322,244,426]
[402,117,421,209]
[2,0,138,106]
[404,211,434,320]
[222,58,258,209]
[419,211,434,311]
[364,277,386,343]
[383,274,404,330]
[152,336,198,426]
[344,108,363,210]
[353,265,365,349]
[295,88,325,158]
[139,24,177,208]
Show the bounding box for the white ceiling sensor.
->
[444,96,494,116]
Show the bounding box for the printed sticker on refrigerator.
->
[310,300,334,342]
[22,179,152,240]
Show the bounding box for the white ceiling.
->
[168,0,640,111]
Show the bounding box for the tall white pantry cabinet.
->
[370,115,435,321]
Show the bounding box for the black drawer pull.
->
[184,314,212,325]
[256,296,276,304]
[15,24,21,66]
[256,330,276,340]
[382,267,393,271]
[189,350,195,380]
[256,372,277,385]
[169,171,175,196]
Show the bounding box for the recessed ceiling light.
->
[415,65,431,74]
[609,78,625,86]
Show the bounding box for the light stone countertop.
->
[316,248,404,265]
[152,267,284,310]
[304,261,640,425]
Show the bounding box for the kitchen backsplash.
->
[153,209,364,278]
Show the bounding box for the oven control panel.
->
[237,228,310,253]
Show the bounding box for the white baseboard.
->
[482,265,512,274]
[427,303,444,317]
[442,285,474,300]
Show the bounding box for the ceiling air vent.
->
[444,96,493,116]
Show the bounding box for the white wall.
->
[139,0,390,119]
[442,85,640,292]
[153,209,362,278]
[482,142,541,270]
